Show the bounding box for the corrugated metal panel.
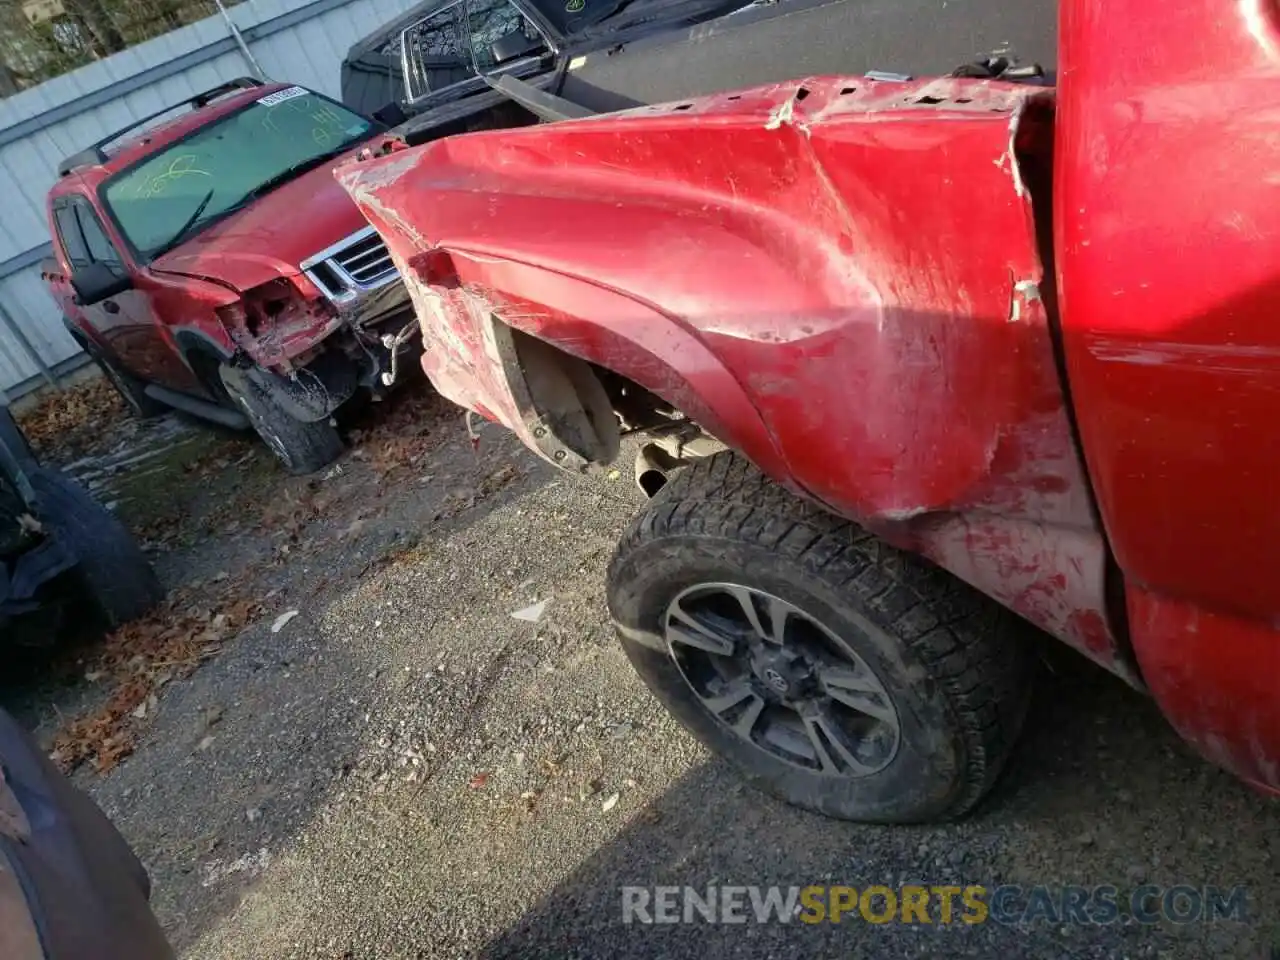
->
[0,266,80,386]
[0,0,423,396]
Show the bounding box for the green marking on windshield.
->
[102,90,374,258]
[133,154,211,200]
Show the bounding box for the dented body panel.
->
[340,20,1280,797]
[340,74,1122,680]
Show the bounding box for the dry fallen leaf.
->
[48,581,262,774]
[14,377,126,460]
[468,772,490,790]
[271,610,300,634]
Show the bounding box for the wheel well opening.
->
[183,343,233,406]
[501,324,691,469]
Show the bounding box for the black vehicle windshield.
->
[102,88,375,259]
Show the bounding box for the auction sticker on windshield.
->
[257,86,308,106]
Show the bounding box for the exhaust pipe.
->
[635,443,680,498]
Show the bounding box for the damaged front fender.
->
[336,75,1129,678]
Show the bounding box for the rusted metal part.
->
[336,75,1120,677]
[218,282,343,374]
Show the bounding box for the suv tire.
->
[606,452,1033,823]
[219,365,344,475]
[29,468,163,628]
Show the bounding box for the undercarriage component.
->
[223,351,357,424]
[496,324,620,471]
[633,423,726,497]
[378,317,422,388]
[142,385,248,430]
[635,443,680,498]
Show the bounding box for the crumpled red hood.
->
[151,148,370,292]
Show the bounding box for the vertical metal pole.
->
[0,299,58,392]
[214,0,266,80]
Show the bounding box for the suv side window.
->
[71,200,126,278]
[52,202,90,269]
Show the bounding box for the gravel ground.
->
[3,379,1277,960]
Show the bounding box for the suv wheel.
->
[606,452,1033,823]
[219,365,344,475]
[29,468,163,627]
[81,338,165,419]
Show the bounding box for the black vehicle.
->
[340,0,757,141]
[342,0,1057,148]
[0,706,173,959]
[0,406,161,637]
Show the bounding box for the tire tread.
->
[608,451,1031,820]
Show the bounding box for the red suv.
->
[42,78,412,473]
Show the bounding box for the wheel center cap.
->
[753,650,811,700]
[762,667,789,693]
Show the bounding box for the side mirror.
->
[372,102,408,128]
[70,262,131,306]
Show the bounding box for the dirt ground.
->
[3,375,1278,960]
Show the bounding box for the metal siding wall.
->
[0,269,79,382]
[0,0,421,397]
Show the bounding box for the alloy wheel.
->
[664,582,901,777]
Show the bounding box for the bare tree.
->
[62,0,125,55]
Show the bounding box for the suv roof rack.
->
[57,77,265,177]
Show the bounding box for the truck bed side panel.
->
[1057,0,1280,790]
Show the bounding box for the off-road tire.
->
[29,468,163,628]
[82,338,166,419]
[607,452,1033,823]
[219,366,344,475]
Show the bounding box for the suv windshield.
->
[102,88,375,259]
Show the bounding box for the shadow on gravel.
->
[105,441,563,955]
[478,648,1279,960]
[2,378,573,954]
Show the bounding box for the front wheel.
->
[219,365,344,475]
[606,453,1032,823]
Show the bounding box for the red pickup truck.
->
[340,0,1280,821]
[42,78,412,473]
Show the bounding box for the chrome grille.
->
[301,226,400,303]
[334,231,396,285]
